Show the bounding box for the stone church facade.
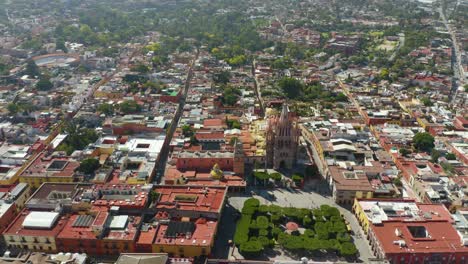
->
[266,104,300,170]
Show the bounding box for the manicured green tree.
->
[337,232,352,243]
[255,216,269,229]
[303,215,313,227]
[320,204,332,218]
[258,205,270,214]
[313,208,325,222]
[234,214,251,246]
[267,205,282,214]
[257,236,273,248]
[271,227,282,239]
[280,234,305,251]
[339,242,358,257]
[304,237,320,252]
[304,229,315,237]
[240,240,263,257]
[270,172,282,181]
[242,198,260,215]
[259,229,269,237]
[328,239,341,251]
[253,171,269,185]
[331,221,347,234]
[244,198,260,208]
[315,222,330,240]
[270,213,282,223]
[292,173,304,184]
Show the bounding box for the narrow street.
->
[437,1,465,104]
[153,49,200,183]
[251,59,265,116]
[388,33,405,62]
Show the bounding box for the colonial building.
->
[266,104,300,170]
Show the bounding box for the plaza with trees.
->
[234,198,358,259]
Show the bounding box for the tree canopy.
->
[35,78,53,91]
[24,60,40,78]
[413,132,435,153]
[77,158,100,174]
[278,77,304,99]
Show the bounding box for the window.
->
[408,226,429,238]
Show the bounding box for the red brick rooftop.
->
[371,221,468,254]
[153,186,227,214]
[57,211,108,240]
[3,209,67,237]
[104,215,141,241]
[153,219,217,247]
[87,184,148,209]
[20,152,79,178]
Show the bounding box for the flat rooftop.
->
[20,152,79,178]
[79,184,150,209]
[371,220,468,254]
[153,186,227,214]
[329,165,373,192]
[3,209,67,237]
[27,183,91,209]
[104,215,141,241]
[152,220,217,247]
[357,199,453,224]
[57,211,109,240]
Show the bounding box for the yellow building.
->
[8,183,31,212]
[353,198,421,234]
[18,152,79,188]
[3,211,64,253]
[352,198,373,234]
[0,166,22,185]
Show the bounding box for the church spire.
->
[279,102,289,123]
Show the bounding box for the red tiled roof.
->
[153,220,217,247]
[195,132,225,140]
[153,186,227,214]
[57,212,106,240]
[21,152,79,178]
[372,221,467,254]
[3,209,67,237]
[203,119,224,127]
[104,215,141,241]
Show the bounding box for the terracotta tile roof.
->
[153,186,227,214]
[3,209,68,237]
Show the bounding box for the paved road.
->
[153,49,199,183]
[226,188,375,262]
[251,59,265,117]
[437,1,465,104]
[388,33,405,62]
